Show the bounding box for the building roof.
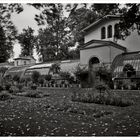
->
[0,62,14,68]
[111,51,140,78]
[14,56,36,61]
[82,15,121,33]
[80,39,127,52]
[4,64,33,77]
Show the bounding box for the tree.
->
[91,4,120,17]
[17,27,36,57]
[49,63,61,74]
[35,4,74,62]
[0,67,8,83]
[0,4,18,62]
[123,63,136,77]
[118,4,140,38]
[31,71,40,84]
[67,4,98,47]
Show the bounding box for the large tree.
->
[0,4,20,63]
[17,27,36,56]
[118,4,140,39]
[35,4,74,62]
[67,4,98,47]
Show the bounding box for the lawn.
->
[0,88,140,136]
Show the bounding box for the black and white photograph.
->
[0,2,140,137]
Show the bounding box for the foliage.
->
[45,74,52,81]
[0,85,4,92]
[95,83,107,93]
[59,71,70,80]
[25,90,43,98]
[0,91,13,101]
[74,65,88,82]
[96,66,114,89]
[71,89,133,107]
[123,63,136,77]
[38,77,44,86]
[67,4,98,46]
[91,4,120,17]
[0,4,18,62]
[118,4,140,38]
[49,63,61,74]
[13,74,20,82]
[35,4,74,62]
[17,27,36,56]
[31,71,40,83]
[30,84,37,90]
[0,67,8,77]
[5,83,11,91]
[16,83,24,92]
[123,63,135,72]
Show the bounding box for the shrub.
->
[96,66,114,89]
[8,86,19,94]
[0,91,13,101]
[5,83,11,91]
[38,77,44,86]
[0,85,4,92]
[31,71,40,84]
[16,83,24,92]
[25,90,43,98]
[50,63,61,74]
[95,83,107,93]
[71,89,133,107]
[13,74,20,82]
[45,74,52,81]
[30,84,37,90]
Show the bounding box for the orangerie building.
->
[80,15,140,89]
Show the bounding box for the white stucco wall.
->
[85,19,120,43]
[80,45,124,65]
[14,60,30,66]
[85,19,140,52]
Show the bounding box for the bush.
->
[38,77,44,86]
[74,65,89,87]
[45,74,52,81]
[13,74,20,82]
[31,71,40,84]
[71,89,133,107]
[0,91,13,101]
[8,86,19,94]
[30,84,37,90]
[95,83,107,93]
[0,85,4,92]
[16,83,24,92]
[25,90,43,98]
[5,83,11,91]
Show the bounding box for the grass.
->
[0,88,140,136]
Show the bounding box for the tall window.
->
[108,25,112,38]
[101,27,106,39]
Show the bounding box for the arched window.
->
[108,25,112,38]
[101,27,106,39]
